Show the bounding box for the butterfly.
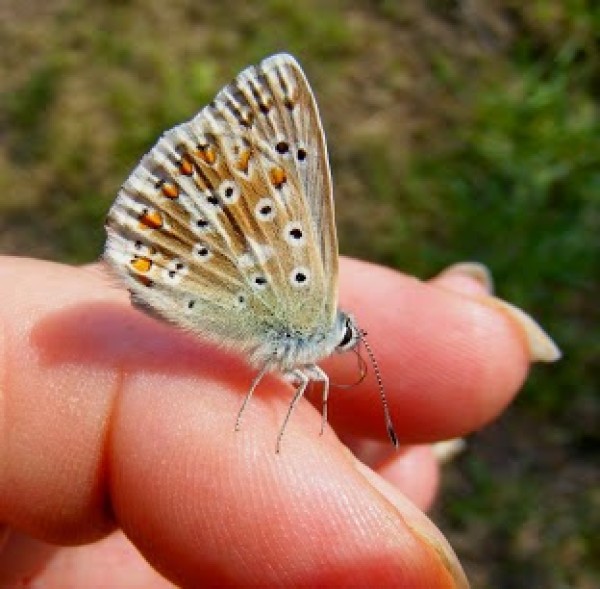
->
[104,53,398,452]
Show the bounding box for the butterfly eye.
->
[338,320,357,350]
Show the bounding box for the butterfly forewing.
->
[231,55,337,299]
[104,54,339,357]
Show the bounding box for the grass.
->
[404,48,599,414]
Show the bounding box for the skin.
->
[0,255,534,588]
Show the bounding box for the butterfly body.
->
[104,54,396,450]
[249,309,355,370]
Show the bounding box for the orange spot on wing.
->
[179,155,194,176]
[196,145,216,165]
[161,182,179,199]
[139,210,163,230]
[237,149,252,173]
[269,166,287,188]
[131,256,152,273]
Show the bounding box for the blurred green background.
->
[1,1,597,587]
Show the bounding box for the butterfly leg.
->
[235,363,271,432]
[303,365,330,436]
[276,369,310,453]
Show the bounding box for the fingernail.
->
[435,262,494,295]
[491,298,562,363]
[435,263,560,363]
[354,460,470,589]
[432,438,467,464]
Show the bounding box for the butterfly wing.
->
[104,54,338,361]
[232,54,337,299]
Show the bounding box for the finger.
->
[0,257,467,587]
[27,531,176,588]
[322,257,560,443]
[111,377,467,587]
[430,261,493,297]
[0,530,57,587]
[344,440,440,512]
[0,252,550,534]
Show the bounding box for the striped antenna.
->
[359,332,399,448]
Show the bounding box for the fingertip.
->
[336,258,532,442]
[432,262,494,296]
[431,262,561,363]
[375,446,440,512]
[488,298,562,363]
[349,441,441,512]
[107,369,467,587]
[353,460,469,589]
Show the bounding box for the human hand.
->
[0,256,558,587]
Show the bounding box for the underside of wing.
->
[222,54,338,299]
[104,54,338,352]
